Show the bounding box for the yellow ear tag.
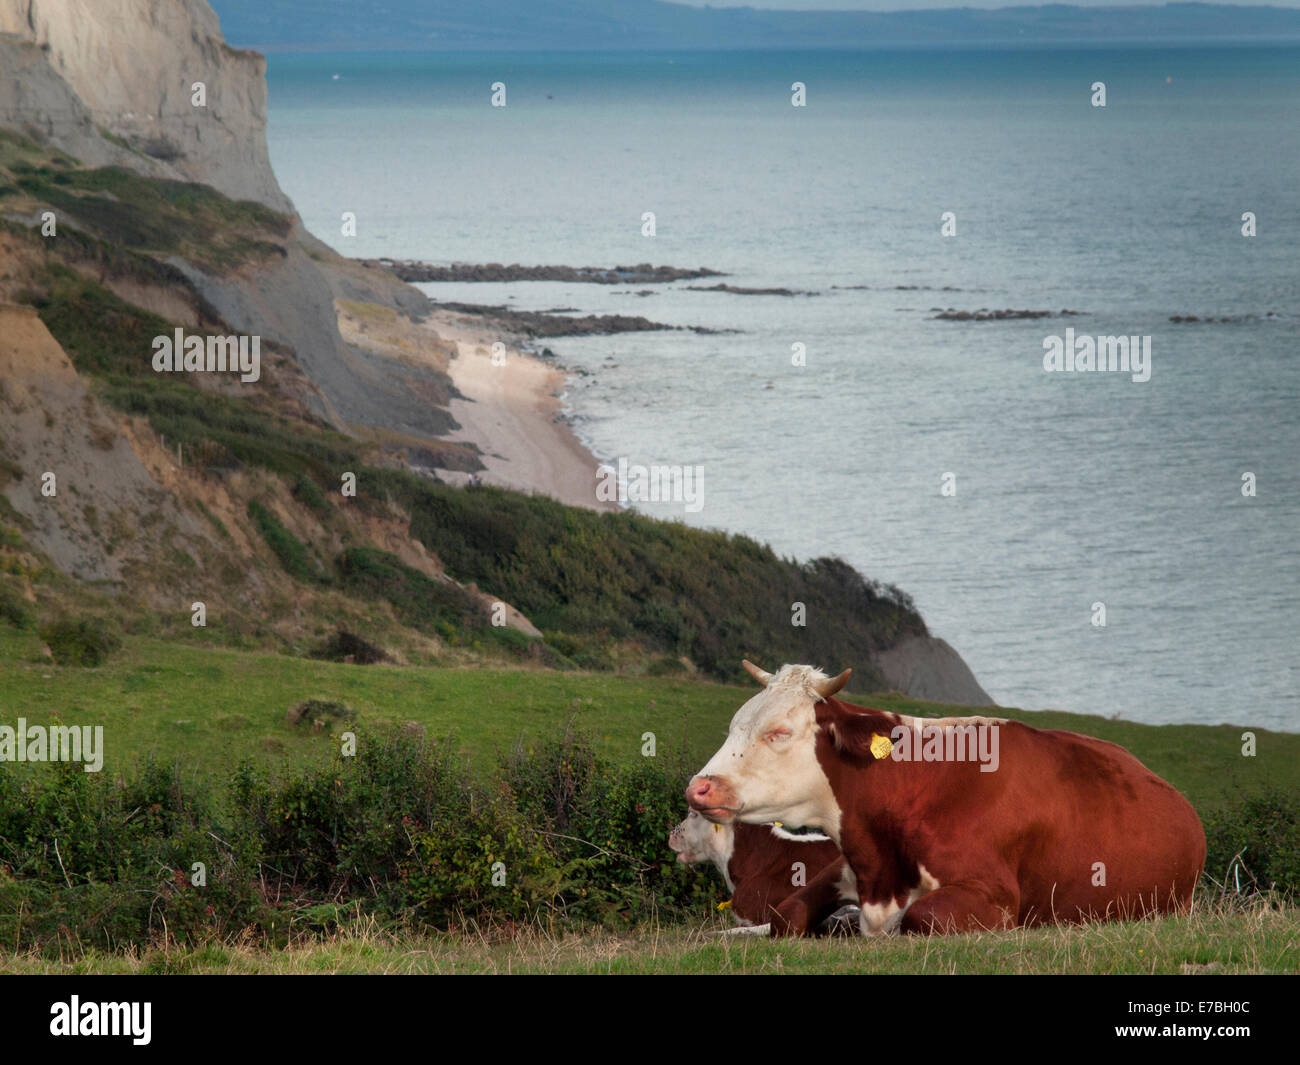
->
[712,823,722,834]
[870,733,893,760]
[773,821,783,828]
[717,899,732,912]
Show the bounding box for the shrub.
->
[16,163,292,271]
[38,616,121,666]
[0,729,716,952]
[0,583,33,629]
[285,699,356,732]
[503,731,712,924]
[335,547,482,637]
[647,655,689,677]
[292,474,332,517]
[230,732,557,925]
[0,761,270,953]
[101,375,366,482]
[310,629,389,665]
[247,500,328,584]
[1203,789,1300,899]
[32,263,175,378]
[365,469,924,682]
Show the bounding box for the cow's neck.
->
[814,704,932,902]
[723,823,778,894]
[711,829,738,894]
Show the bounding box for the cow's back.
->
[916,721,1205,924]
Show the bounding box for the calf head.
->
[685,660,853,835]
[667,809,734,866]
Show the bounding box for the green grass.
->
[247,499,329,584]
[28,262,178,379]
[3,152,292,272]
[2,626,1296,973]
[102,374,368,476]
[2,905,1294,974]
[0,627,1294,814]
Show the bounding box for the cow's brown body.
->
[727,822,853,935]
[668,813,856,935]
[812,699,1207,933]
[684,661,1207,936]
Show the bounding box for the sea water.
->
[263,47,1300,729]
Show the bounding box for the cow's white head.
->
[685,660,851,837]
[667,809,734,870]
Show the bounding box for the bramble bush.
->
[2,731,1293,955]
[37,616,122,666]
[0,761,272,952]
[0,729,714,955]
[365,469,926,683]
[1203,788,1300,900]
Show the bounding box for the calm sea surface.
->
[264,48,1300,729]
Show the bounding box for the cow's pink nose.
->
[685,776,714,805]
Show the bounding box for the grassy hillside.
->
[1,126,930,682]
[1,627,1294,813]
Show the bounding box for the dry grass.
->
[3,900,1295,976]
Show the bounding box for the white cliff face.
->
[0,0,292,211]
[0,0,455,463]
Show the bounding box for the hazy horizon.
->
[208,1,1300,53]
[671,1,1300,9]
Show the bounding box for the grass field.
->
[1,627,1295,814]
[3,626,1297,974]
[3,906,1295,974]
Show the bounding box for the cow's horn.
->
[813,668,852,700]
[741,659,773,686]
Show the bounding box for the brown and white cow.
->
[668,810,858,936]
[685,660,1206,935]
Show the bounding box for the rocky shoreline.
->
[360,260,725,285]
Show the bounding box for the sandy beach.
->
[423,310,618,511]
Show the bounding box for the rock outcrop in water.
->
[435,302,704,338]
[367,260,725,285]
[933,308,1082,321]
[684,283,814,297]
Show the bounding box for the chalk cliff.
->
[0,0,449,436]
[0,0,290,210]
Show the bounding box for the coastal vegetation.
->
[2,141,928,683]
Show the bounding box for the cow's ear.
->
[817,699,890,760]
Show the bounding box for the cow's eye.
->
[766,728,791,742]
